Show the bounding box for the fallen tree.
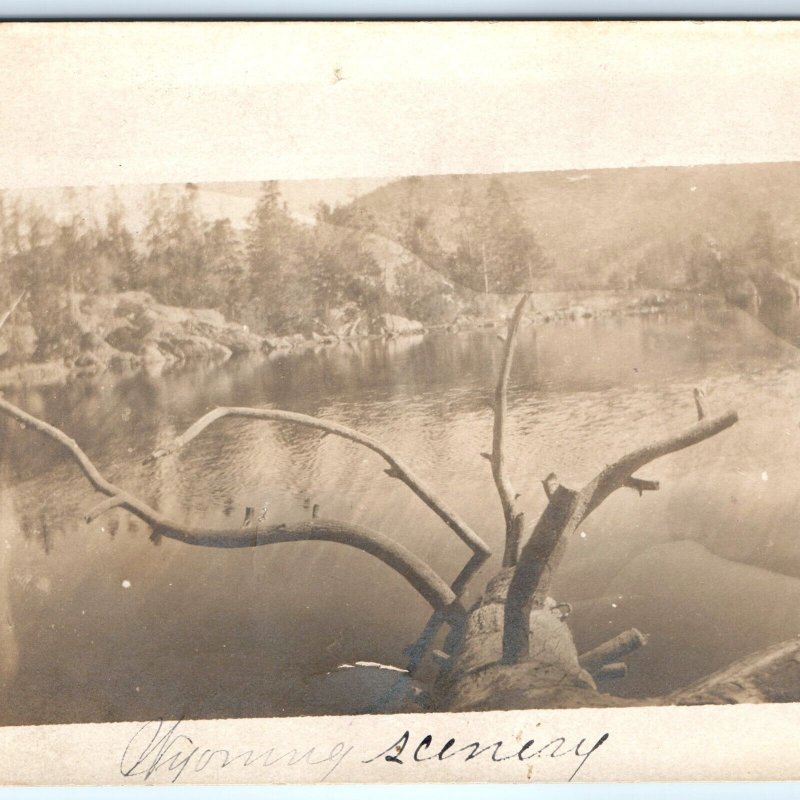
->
[1,292,798,713]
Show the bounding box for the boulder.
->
[156,333,232,363]
[326,304,369,339]
[375,313,425,337]
[141,343,168,366]
[193,322,263,354]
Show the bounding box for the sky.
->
[3,23,800,190]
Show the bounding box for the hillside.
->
[344,162,800,291]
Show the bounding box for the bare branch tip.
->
[693,387,708,420]
[624,476,660,496]
[542,472,560,499]
[84,495,125,524]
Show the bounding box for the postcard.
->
[0,20,799,784]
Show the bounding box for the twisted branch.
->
[147,405,490,558]
[0,395,458,613]
[502,395,738,663]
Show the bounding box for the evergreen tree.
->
[245,181,313,333]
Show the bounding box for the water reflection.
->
[2,305,800,722]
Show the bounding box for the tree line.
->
[0,182,444,367]
[0,179,549,368]
[1,175,794,369]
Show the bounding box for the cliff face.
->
[0,291,435,387]
[0,291,271,386]
[76,291,268,368]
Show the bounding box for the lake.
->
[3,299,800,724]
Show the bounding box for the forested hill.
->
[342,161,800,292]
[2,161,800,375]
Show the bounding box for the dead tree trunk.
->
[428,293,800,712]
[1,291,799,712]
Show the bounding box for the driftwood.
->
[502,403,737,663]
[578,629,649,676]
[669,637,800,705]
[1,289,799,713]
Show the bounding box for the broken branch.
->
[503,397,738,664]
[146,405,490,558]
[84,495,125,523]
[594,662,628,681]
[0,395,459,614]
[489,292,530,566]
[542,472,560,500]
[578,628,649,674]
[623,476,660,495]
[694,387,708,420]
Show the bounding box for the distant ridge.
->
[342,161,800,290]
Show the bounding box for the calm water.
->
[3,303,800,723]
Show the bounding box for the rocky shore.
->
[0,289,682,388]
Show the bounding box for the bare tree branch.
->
[578,628,649,674]
[405,551,485,675]
[0,395,459,614]
[694,387,707,420]
[594,663,627,681]
[502,396,738,663]
[146,405,491,558]
[623,476,660,494]
[489,292,530,567]
[84,495,125,523]
[577,407,738,522]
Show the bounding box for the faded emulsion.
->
[2,166,800,727]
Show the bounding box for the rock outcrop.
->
[78,292,267,368]
[374,313,425,337]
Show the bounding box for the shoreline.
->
[0,289,712,390]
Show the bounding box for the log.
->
[578,629,648,674]
[594,662,628,681]
[670,638,800,705]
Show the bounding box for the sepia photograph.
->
[1,19,800,785]
[1,163,800,726]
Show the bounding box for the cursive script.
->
[120,718,353,783]
[363,727,610,781]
